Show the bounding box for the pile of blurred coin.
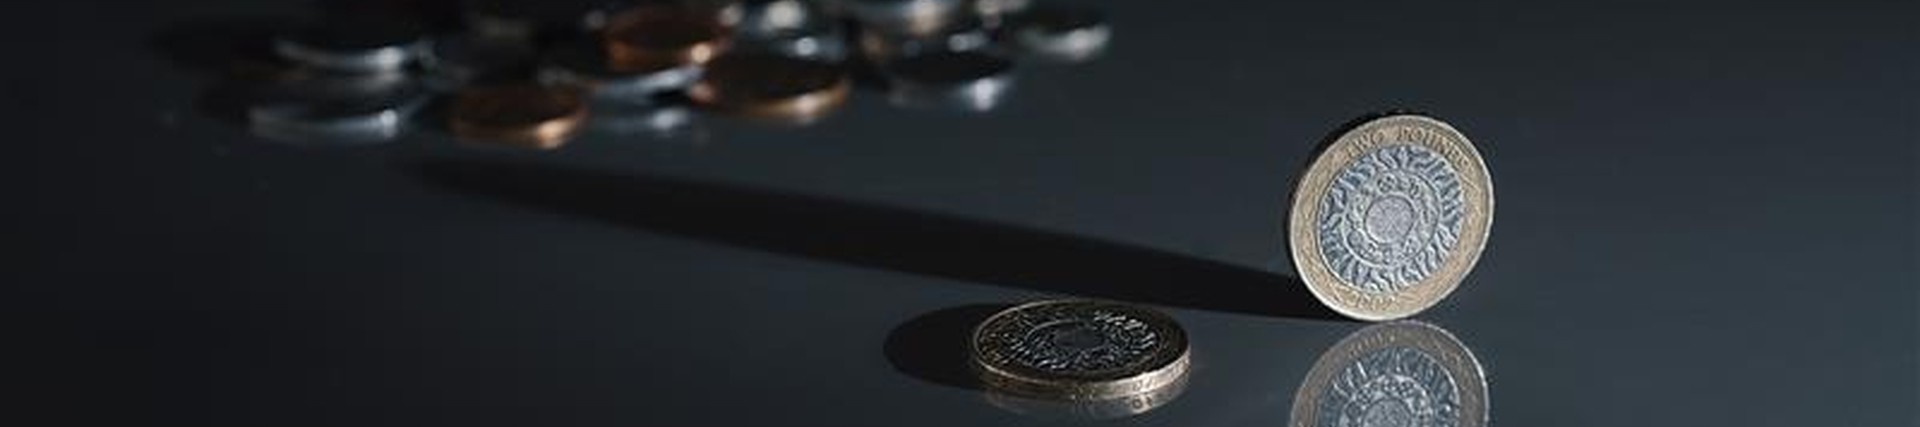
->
[204,0,1111,148]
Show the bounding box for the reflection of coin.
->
[687,53,849,123]
[450,85,589,149]
[1292,321,1487,427]
[970,300,1189,401]
[1289,114,1493,321]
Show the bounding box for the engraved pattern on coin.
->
[1314,346,1462,427]
[1316,143,1466,293]
[976,303,1163,378]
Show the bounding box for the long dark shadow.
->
[405,158,1343,320]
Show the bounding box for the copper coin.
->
[602,3,731,73]
[449,85,589,149]
[687,53,850,123]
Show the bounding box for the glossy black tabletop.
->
[4,0,1915,425]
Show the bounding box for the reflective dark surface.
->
[5,0,1916,426]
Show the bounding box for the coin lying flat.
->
[273,21,427,73]
[1288,114,1493,321]
[450,85,589,149]
[602,4,731,73]
[970,300,1189,401]
[882,50,1015,112]
[1292,321,1487,427]
[687,53,849,124]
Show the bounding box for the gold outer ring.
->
[1287,114,1494,321]
[968,300,1190,401]
[449,86,589,150]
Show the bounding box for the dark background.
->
[3,0,1915,425]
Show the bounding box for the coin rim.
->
[968,299,1190,400]
[1289,321,1488,427]
[1287,114,1493,321]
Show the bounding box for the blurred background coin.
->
[1292,322,1488,427]
[970,300,1190,401]
[246,73,428,145]
[602,3,732,73]
[1008,5,1110,62]
[273,20,429,73]
[720,0,850,61]
[839,0,964,37]
[882,50,1014,111]
[971,0,1032,25]
[450,84,589,149]
[857,14,993,60]
[1288,114,1494,321]
[688,53,850,123]
[464,0,608,42]
[539,39,702,102]
[584,101,698,138]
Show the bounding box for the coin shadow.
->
[405,158,1345,320]
[883,303,1010,390]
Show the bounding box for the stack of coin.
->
[1288,114,1495,320]
[245,72,430,145]
[969,300,1190,417]
[185,0,1119,147]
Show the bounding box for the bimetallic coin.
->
[882,50,1015,112]
[602,4,731,73]
[970,300,1190,401]
[450,85,589,149]
[273,21,427,73]
[688,53,850,124]
[1288,114,1494,321]
[1292,321,1488,427]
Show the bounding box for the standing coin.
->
[970,300,1189,401]
[1288,114,1493,321]
[450,85,589,149]
[1291,321,1488,427]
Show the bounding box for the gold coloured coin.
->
[449,85,588,149]
[1288,114,1493,321]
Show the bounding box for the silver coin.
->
[273,22,427,73]
[838,0,964,36]
[984,366,1187,420]
[1292,321,1488,427]
[1008,6,1110,62]
[882,50,1015,112]
[246,74,428,145]
[971,299,1189,400]
[537,40,702,102]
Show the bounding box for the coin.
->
[687,53,849,123]
[246,73,428,145]
[881,50,1015,112]
[970,300,1189,400]
[538,40,702,102]
[602,3,731,73]
[272,21,427,73]
[1288,114,1493,321]
[1292,321,1488,427]
[841,0,964,37]
[449,85,589,149]
[1008,6,1110,62]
